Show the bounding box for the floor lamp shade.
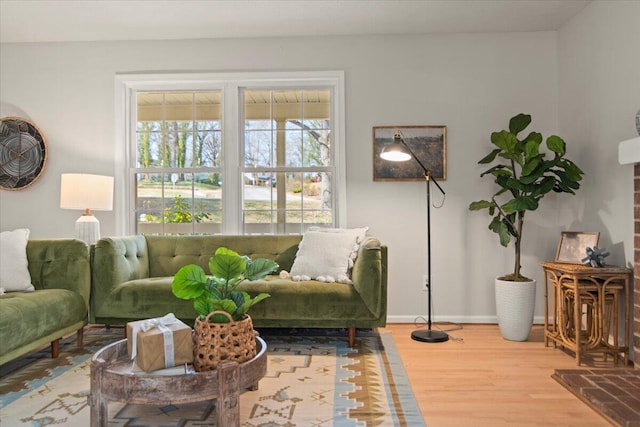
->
[60,173,114,245]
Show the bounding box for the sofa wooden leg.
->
[77,326,84,346]
[51,339,60,358]
[348,327,356,347]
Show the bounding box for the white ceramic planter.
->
[495,278,536,341]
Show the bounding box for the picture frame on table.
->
[554,231,600,264]
[373,125,446,181]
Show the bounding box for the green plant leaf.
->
[499,151,523,166]
[229,290,246,315]
[495,175,513,190]
[210,299,238,316]
[521,157,540,177]
[553,170,580,191]
[469,200,493,211]
[519,163,547,184]
[193,295,212,318]
[560,159,584,181]
[522,131,543,146]
[489,218,511,247]
[480,164,510,178]
[172,265,208,299]
[245,258,279,281]
[491,130,518,153]
[503,197,538,213]
[236,291,270,319]
[478,148,502,164]
[546,135,566,155]
[523,138,541,161]
[531,176,556,197]
[508,113,531,135]
[209,247,246,283]
[504,177,526,191]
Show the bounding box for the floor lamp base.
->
[411,328,449,343]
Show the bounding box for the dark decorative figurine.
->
[582,246,610,268]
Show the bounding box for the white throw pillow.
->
[0,228,35,294]
[307,226,368,269]
[289,227,368,283]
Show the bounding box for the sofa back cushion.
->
[145,235,302,277]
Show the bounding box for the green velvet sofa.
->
[0,239,90,365]
[90,234,387,346]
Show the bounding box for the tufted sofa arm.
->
[351,237,387,318]
[90,235,149,322]
[27,238,91,308]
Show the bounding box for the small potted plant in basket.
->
[172,247,278,371]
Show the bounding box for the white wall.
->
[1,30,572,323]
[558,0,640,361]
[558,1,640,269]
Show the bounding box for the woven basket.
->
[192,310,257,372]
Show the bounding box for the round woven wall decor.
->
[0,117,48,190]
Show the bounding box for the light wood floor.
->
[380,323,615,427]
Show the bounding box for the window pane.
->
[136,91,221,169]
[198,130,221,167]
[244,121,275,168]
[284,128,302,167]
[242,171,333,233]
[243,89,332,169]
[303,125,331,167]
[134,172,221,235]
[241,88,334,232]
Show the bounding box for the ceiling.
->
[0,0,590,44]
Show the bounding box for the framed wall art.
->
[373,125,446,181]
[554,231,600,264]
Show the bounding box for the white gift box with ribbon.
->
[126,313,193,372]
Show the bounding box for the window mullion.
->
[221,82,241,234]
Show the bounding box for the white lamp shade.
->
[60,173,114,211]
[380,144,412,162]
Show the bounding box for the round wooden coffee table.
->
[89,336,267,427]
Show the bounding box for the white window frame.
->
[114,71,346,235]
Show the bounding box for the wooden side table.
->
[89,337,267,427]
[540,261,631,365]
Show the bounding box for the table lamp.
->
[60,173,114,245]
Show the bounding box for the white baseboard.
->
[386,315,546,325]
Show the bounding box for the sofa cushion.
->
[93,277,198,322]
[91,275,376,325]
[238,276,377,321]
[289,227,367,283]
[0,228,34,293]
[0,289,87,357]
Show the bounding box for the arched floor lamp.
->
[380,131,449,343]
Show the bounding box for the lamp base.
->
[75,214,100,246]
[411,328,449,343]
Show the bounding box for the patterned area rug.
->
[0,326,424,426]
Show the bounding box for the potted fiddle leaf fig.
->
[172,247,278,371]
[469,113,584,341]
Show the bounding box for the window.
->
[117,72,345,235]
[242,89,334,234]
